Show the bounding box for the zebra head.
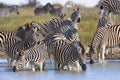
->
[9,5,19,15]
[71,7,82,23]
[30,21,48,37]
[13,51,26,72]
[16,23,30,40]
[45,3,53,12]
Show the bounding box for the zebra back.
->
[0,23,31,51]
[90,24,120,53]
[44,18,80,41]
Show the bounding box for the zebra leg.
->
[97,52,101,63]
[101,45,106,63]
[75,61,80,71]
[48,53,54,64]
[66,64,72,71]
[7,57,10,67]
[31,63,36,72]
[90,53,94,64]
[54,61,62,70]
[39,62,43,72]
[7,58,13,67]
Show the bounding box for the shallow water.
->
[0,59,120,80]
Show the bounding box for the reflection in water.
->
[0,59,120,80]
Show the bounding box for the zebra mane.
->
[44,18,64,28]
[44,18,73,33]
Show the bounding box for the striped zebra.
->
[44,7,82,41]
[43,33,86,71]
[89,24,120,64]
[34,3,53,15]
[98,0,120,25]
[3,22,41,67]
[30,22,86,71]
[44,8,82,61]
[49,7,66,19]
[0,5,19,17]
[0,23,30,52]
[13,39,47,72]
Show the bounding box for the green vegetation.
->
[0,7,119,48]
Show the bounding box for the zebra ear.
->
[24,23,30,31]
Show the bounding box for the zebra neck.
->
[68,18,78,29]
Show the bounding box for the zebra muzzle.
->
[13,66,18,72]
[82,64,87,71]
[77,18,81,23]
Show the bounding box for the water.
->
[0,59,120,80]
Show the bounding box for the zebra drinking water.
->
[13,39,47,72]
[44,33,86,71]
[88,24,120,64]
[0,5,19,17]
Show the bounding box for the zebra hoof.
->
[82,64,87,71]
[90,60,94,64]
[13,66,18,72]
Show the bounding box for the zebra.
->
[44,8,82,59]
[0,5,19,17]
[98,0,120,25]
[3,22,41,67]
[43,33,86,71]
[49,7,67,19]
[88,24,120,64]
[34,3,53,15]
[44,7,82,41]
[13,39,47,72]
[0,23,30,52]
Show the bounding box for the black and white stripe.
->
[98,0,120,25]
[44,33,86,71]
[89,24,120,64]
[3,22,41,67]
[13,40,47,72]
[0,23,30,52]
